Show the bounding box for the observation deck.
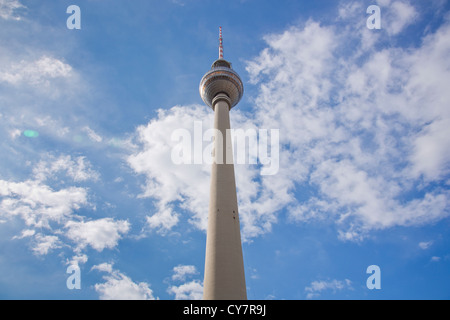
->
[199,58,244,110]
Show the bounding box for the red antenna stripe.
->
[219,26,223,59]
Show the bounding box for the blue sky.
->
[0,0,449,300]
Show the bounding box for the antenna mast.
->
[219,26,223,59]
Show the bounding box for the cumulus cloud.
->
[65,218,130,252]
[127,105,212,234]
[410,118,450,181]
[247,4,450,240]
[167,264,203,300]
[0,154,101,230]
[128,105,286,240]
[0,56,73,86]
[418,241,433,250]
[67,254,88,266]
[128,1,449,242]
[171,265,199,282]
[92,263,156,300]
[12,229,35,239]
[0,179,88,228]
[0,0,24,20]
[31,234,61,256]
[1,153,128,259]
[305,279,353,299]
[33,154,100,183]
[168,280,203,300]
[376,0,418,35]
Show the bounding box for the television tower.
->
[199,27,246,300]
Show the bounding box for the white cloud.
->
[0,179,88,228]
[31,234,61,256]
[93,263,156,300]
[171,265,199,282]
[12,229,35,239]
[127,105,211,234]
[0,153,124,261]
[0,0,24,20]
[167,264,203,300]
[431,256,441,262]
[305,279,352,299]
[67,254,88,266]
[418,241,433,250]
[91,262,113,274]
[377,0,418,35]
[33,154,100,183]
[410,117,450,181]
[65,218,130,252]
[128,2,449,242]
[128,105,288,240]
[0,153,106,257]
[245,10,450,241]
[0,56,73,86]
[167,280,203,300]
[83,126,103,143]
[145,208,180,234]
[338,1,363,20]
[9,129,21,139]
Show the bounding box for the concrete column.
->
[203,94,247,300]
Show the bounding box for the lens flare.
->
[73,135,83,143]
[23,130,39,138]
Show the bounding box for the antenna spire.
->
[219,26,223,59]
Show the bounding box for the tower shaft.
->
[203,94,247,300]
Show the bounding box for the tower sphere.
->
[199,58,244,110]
